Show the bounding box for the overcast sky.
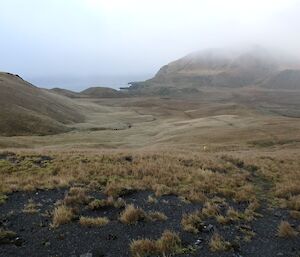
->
[0,0,300,90]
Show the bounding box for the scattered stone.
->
[14,237,24,247]
[277,253,284,256]
[203,224,214,232]
[194,238,203,246]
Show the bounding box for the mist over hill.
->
[129,46,300,94]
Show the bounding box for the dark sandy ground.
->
[0,189,299,257]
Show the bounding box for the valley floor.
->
[0,91,300,257]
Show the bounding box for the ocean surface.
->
[28,74,152,91]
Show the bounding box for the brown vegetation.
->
[277,221,298,237]
[209,233,231,252]
[79,216,109,227]
[23,199,40,214]
[120,204,146,224]
[181,211,203,233]
[51,205,74,228]
[130,230,181,257]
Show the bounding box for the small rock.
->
[203,224,214,232]
[14,237,24,247]
[194,238,202,246]
[277,253,284,256]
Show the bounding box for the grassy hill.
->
[81,87,125,98]
[263,69,300,89]
[50,88,84,98]
[129,47,300,94]
[0,72,84,136]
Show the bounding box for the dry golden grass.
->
[242,229,256,242]
[0,229,16,243]
[120,204,146,224]
[1,148,299,226]
[147,211,168,221]
[0,151,259,209]
[286,195,300,211]
[181,211,203,234]
[202,202,220,218]
[156,230,181,255]
[0,193,7,205]
[22,199,40,214]
[64,187,90,206]
[226,207,240,221]
[277,221,298,238]
[209,233,231,252]
[290,210,300,219]
[88,199,108,210]
[147,195,158,204]
[88,197,125,210]
[130,230,181,257]
[79,216,109,227]
[216,215,230,225]
[130,239,158,257]
[51,205,74,228]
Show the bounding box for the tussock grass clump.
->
[23,199,40,214]
[0,193,7,205]
[234,184,256,203]
[120,204,146,224]
[130,239,158,257]
[209,233,231,252]
[147,211,168,221]
[88,196,125,210]
[202,202,220,218]
[181,211,203,234]
[79,216,109,227]
[51,205,74,228]
[113,197,126,208]
[130,230,181,257]
[216,215,230,225]
[64,187,89,206]
[287,195,300,211]
[147,195,158,204]
[290,210,300,219]
[156,230,181,255]
[226,207,240,221]
[277,221,298,237]
[88,199,107,210]
[0,229,16,244]
[153,184,172,197]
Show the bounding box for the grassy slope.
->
[0,72,84,136]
